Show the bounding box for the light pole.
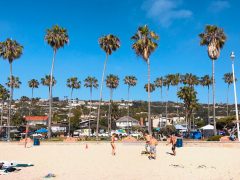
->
[230,51,240,141]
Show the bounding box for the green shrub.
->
[207,135,222,141]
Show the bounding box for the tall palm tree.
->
[154,77,164,127]
[163,75,173,122]
[28,79,39,115]
[0,39,23,140]
[96,35,120,139]
[154,77,163,104]
[67,77,81,136]
[41,75,57,91]
[199,25,227,135]
[172,74,182,119]
[131,25,159,134]
[0,84,9,126]
[84,76,98,137]
[45,25,69,138]
[106,74,119,135]
[223,73,236,117]
[124,75,137,133]
[200,75,212,124]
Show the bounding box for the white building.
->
[116,116,140,129]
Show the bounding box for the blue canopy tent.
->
[35,128,48,133]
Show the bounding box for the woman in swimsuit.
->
[111,133,116,156]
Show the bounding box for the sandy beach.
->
[0,142,240,180]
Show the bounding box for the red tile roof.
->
[25,116,48,121]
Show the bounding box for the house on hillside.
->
[116,116,140,129]
[24,116,48,126]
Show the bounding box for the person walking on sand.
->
[111,133,116,156]
[148,136,158,160]
[166,133,177,156]
[144,131,151,153]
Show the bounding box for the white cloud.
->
[209,0,230,13]
[142,0,192,27]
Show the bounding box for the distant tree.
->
[0,39,23,140]
[106,74,119,134]
[84,76,98,136]
[0,84,9,126]
[199,25,227,135]
[124,75,137,133]
[41,75,56,92]
[131,25,159,134]
[67,77,81,136]
[178,86,198,132]
[45,25,69,138]
[200,75,212,124]
[182,73,199,88]
[96,34,120,139]
[223,73,236,116]
[28,79,39,115]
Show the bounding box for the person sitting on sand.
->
[111,133,117,156]
[144,131,151,153]
[148,136,158,160]
[166,133,177,156]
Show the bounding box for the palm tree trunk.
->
[88,87,93,137]
[127,85,130,135]
[165,88,168,126]
[177,85,179,122]
[7,62,13,141]
[207,86,210,124]
[68,88,73,136]
[29,88,34,116]
[159,88,163,128]
[108,88,113,136]
[1,101,4,126]
[212,60,217,135]
[96,54,108,140]
[227,85,229,116]
[48,49,57,139]
[147,58,151,134]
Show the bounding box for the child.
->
[148,136,158,160]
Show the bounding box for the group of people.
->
[144,132,177,159]
[110,131,178,159]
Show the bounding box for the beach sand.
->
[0,142,240,180]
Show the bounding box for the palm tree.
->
[163,75,173,122]
[28,79,39,115]
[223,73,236,117]
[177,86,198,132]
[45,25,69,138]
[0,39,23,140]
[131,25,159,134]
[84,76,98,137]
[124,75,137,133]
[172,74,182,119]
[182,73,199,88]
[0,84,9,126]
[200,75,212,124]
[106,74,119,135]
[67,77,81,136]
[41,75,57,91]
[199,25,227,135]
[96,35,120,139]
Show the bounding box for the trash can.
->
[176,138,183,148]
[33,138,40,146]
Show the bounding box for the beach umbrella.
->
[35,128,48,133]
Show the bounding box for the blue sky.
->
[0,0,240,103]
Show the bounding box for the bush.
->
[207,135,222,141]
